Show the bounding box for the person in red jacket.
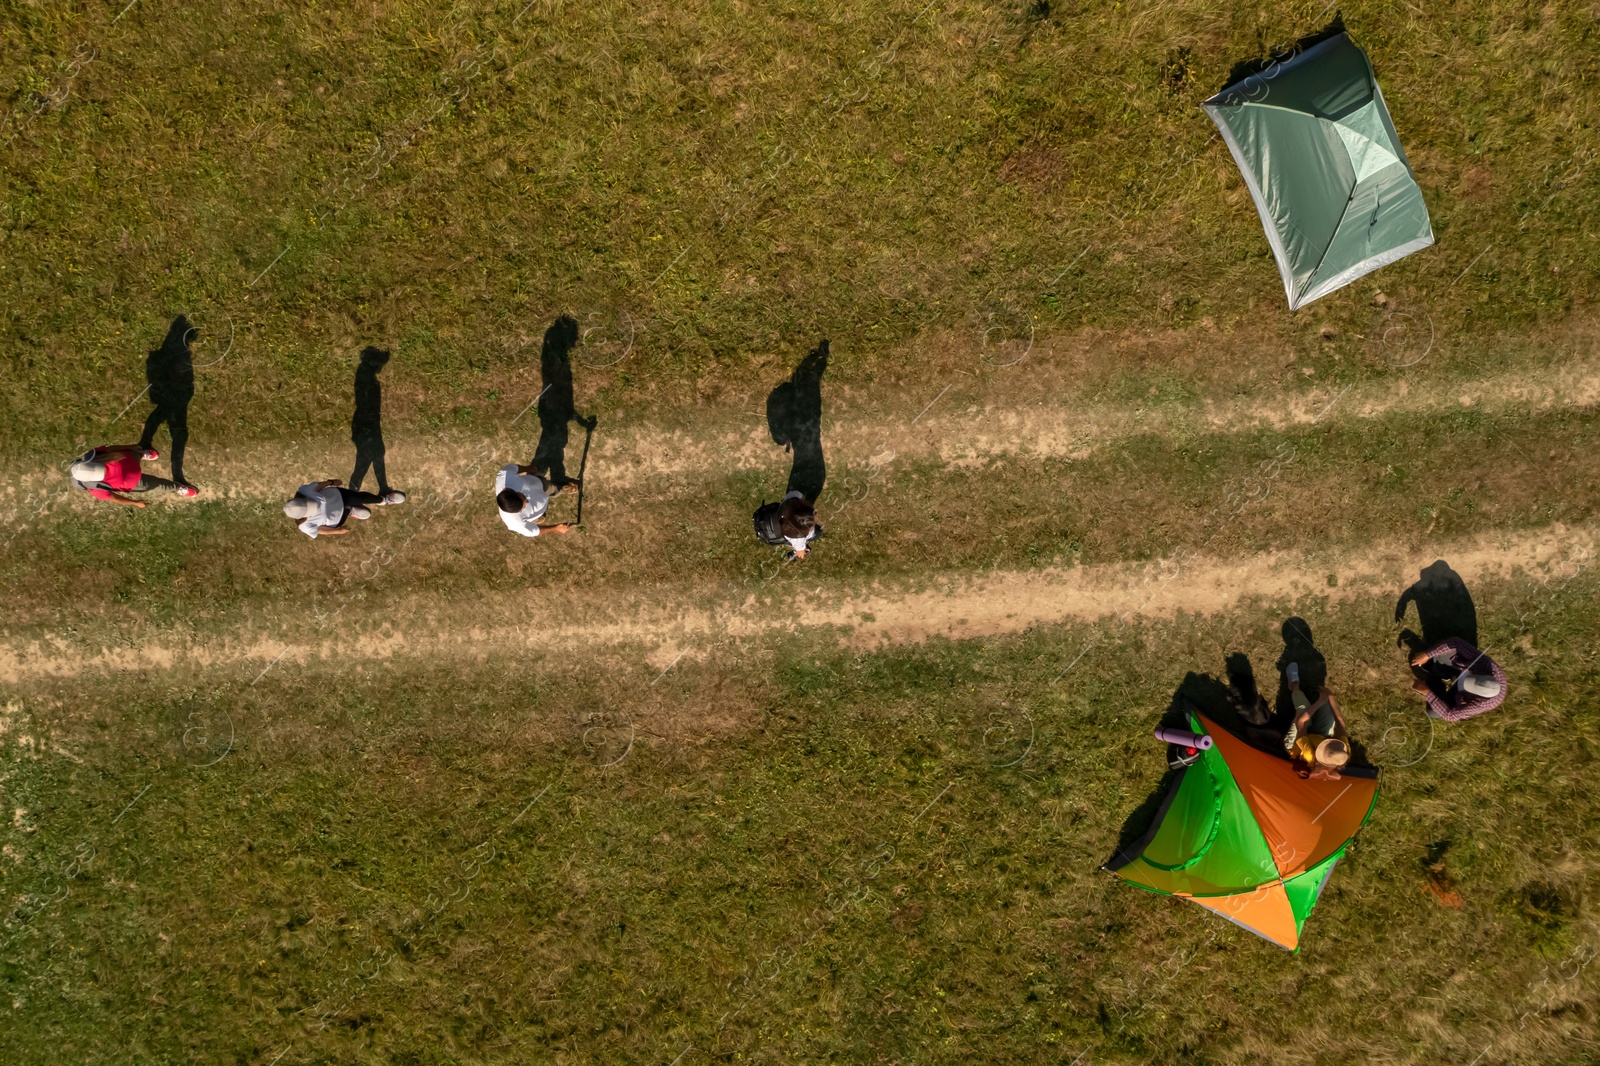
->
[69,445,197,507]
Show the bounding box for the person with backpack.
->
[70,445,196,506]
[755,340,828,560]
[752,492,820,559]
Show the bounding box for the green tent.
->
[1106,708,1379,951]
[1203,32,1433,310]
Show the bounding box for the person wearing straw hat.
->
[1409,636,1507,722]
[69,445,197,506]
[1284,661,1350,776]
[283,478,399,538]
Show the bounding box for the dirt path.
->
[3,522,1588,684]
[4,356,1596,512]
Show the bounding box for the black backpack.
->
[752,501,787,545]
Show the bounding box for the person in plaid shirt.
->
[1409,637,1506,721]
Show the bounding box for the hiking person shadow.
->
[1274,616,1327,720]
[139,315,196,488]
[532,314,597,493]
[767,338,828,503]
[1395,559,1478,654]
[1177,662,1288,755]
[350,346,397,495]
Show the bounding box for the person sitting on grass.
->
[70,445,197,507]
[1284,661,1350,777]
[283,478,402,538]
[494,462,575,538]
[1409,637,1506,722]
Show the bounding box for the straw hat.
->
[1314,737,1350,768]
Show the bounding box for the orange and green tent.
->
[1106,709,1378,951]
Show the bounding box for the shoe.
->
[380,490,406,505]
[350,506,372,520]
[142,448,160,461]
[1285,662,1300,686]
[176,484,200,498]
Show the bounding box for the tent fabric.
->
[1190,882,1300,950]
[1106,729,1281,898]
[1283,847,1346,937]
[1199,714,1379,878]
[1203,32,1433,309]
[1108,707,1378,952]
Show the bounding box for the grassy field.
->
[3,0,1599,1063]
[2,0,1598,450]
[3,570,1597,1064]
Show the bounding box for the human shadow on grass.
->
[350,346,397,495]
[767,338,828,504]
[1273,615,1326,717]
[138,315,196,488]
[531,314,596,492]
[1395,559,1478,653]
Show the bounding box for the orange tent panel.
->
[1198,714,1378,878]
[1187,880,1300,951]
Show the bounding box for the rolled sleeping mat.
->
[1154,726,1213,750]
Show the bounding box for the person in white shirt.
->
[283,478,399,538]
[494,463,574,538]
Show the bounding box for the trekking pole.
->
[573,417,595,526]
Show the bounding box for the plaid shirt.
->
[1420,637,1507,722]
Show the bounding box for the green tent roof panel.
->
[1107,709,1380,951]
[1203,32,1433,310]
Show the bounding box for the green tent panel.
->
[1283,846,1345,938]
[1107,708,1379,951]
[1112,725,1280,898]
[1203,31,1433,309]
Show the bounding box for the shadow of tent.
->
[1218,13,1347,91]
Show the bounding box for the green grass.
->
[2,0,1598,453]
[1,567,1596,1063]
[4,0,1600,1062]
